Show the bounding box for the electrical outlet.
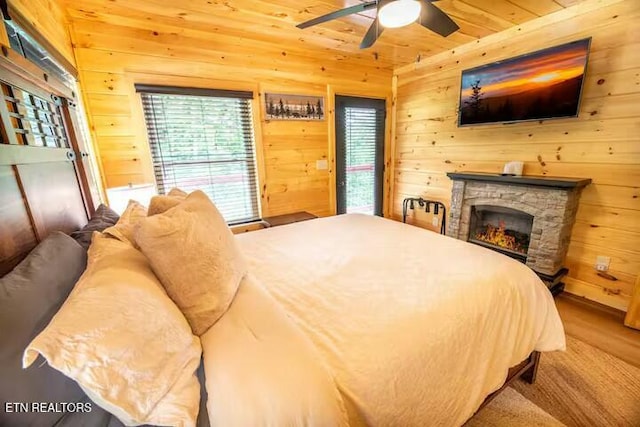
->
[595,256,610,272]
[432,216,439,227]
[316,159,328,170]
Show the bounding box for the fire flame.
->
[475,221,524,253]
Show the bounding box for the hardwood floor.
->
[555,293,640,368]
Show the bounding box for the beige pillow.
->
[135,190,246,335]
[24,234,202,427]
[148,188,188,216]
[103,200,147,245]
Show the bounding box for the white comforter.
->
[205,214,565,426]
[200,275,350,427]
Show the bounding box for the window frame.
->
[135,83,264,225]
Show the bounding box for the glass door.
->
[335,95,386,216]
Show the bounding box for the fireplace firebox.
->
[468,206,533,262]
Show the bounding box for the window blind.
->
[340,105,385,215]
[139,89,260,224]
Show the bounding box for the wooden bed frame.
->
[479,351,540,410]
[0,56,541,418]
[0,51,95,276]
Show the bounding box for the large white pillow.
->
[135,190,246,336]
[23,233,202,427]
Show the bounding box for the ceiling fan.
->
[297,0,459,49]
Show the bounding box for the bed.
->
[202,214,565,426]
[0,55,565,426]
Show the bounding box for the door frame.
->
[334,95,386,216]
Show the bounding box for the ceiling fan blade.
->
[297,2,377,29]
[360,18,384,49]
[419,0,460,37]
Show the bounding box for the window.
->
[3,20,75,87]
[136,85,260,224]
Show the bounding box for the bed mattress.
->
[210,214,566,426]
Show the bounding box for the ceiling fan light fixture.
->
[378,0,422,29]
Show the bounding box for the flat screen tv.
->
[458,38,591,127]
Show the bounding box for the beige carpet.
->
[467,387,565,426]
[467,335,640,426]
[512,335,640,427]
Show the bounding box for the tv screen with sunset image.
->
[458,38,591,126]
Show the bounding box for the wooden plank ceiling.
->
[59,0,588,70]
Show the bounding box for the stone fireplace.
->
[446,173,591,290]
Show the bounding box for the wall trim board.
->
[327,85,337,216]
[252,83,269,218]
[387,75,398,219]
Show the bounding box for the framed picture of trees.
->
[264,93,324,121]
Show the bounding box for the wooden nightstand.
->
[261,211,318,227]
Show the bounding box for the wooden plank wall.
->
[392,0,640,311]
[9,0,75,65]
[62,4,392,218]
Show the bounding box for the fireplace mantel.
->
[447,172,591,189]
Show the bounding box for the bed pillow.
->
[103,200,147,246]
[70,204,120,249]
[0,232,87,427]
[23,234,202,427]
[135,190,246,335]
[148,188,188,216]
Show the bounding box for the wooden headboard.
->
[0,54,96,275]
